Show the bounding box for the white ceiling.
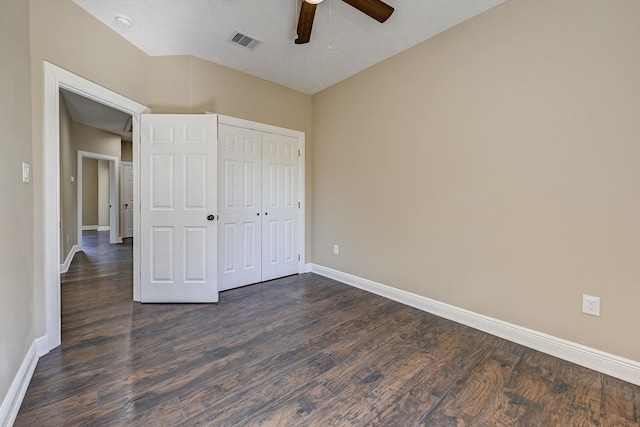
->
[60,89,133,141]
[73,0,506,95]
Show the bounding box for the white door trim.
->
[217,115,306,272]
[43,62,149,354]
[76,151,120,249]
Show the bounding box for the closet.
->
[217,118,303,291]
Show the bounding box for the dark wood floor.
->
[15,232,640,426]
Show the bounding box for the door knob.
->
[207,214,215,221]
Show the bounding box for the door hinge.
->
[298,254,300,261]
[298,149,301,157]
[298,202,300,209]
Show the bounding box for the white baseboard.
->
[35,336,49,358]
[309,263,640,386]
[0,340,40,427]
[82,225,110,232]
[59,244,80,274]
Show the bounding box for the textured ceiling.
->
[73,0,505,95]
[61,89,133,141]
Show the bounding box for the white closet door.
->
[140,114,218,302]
[218,124,262,291]
[261,132,300,281]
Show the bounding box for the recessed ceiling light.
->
[115,15,133,28]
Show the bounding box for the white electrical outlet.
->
[582,295,600,316]
[333,244,339,255]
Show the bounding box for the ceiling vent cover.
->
[228,32,263,51]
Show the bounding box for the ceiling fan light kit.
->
[296,0,394,45]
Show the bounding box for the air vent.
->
[228,31,263,51]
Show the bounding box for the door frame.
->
[76,151,120,247]
[218,114,306,275]
[42,62,149,354]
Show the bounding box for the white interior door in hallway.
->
[121,162,134,238]
[218,123,301,291]
[140,114,218,302]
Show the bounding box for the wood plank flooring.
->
[15,231,640,426]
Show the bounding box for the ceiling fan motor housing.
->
[296,0,394,44]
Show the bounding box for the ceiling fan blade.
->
[295,1,317,44]
[342,0,394,23]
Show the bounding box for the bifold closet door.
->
[218,125,301,289]
[261,132,300,282]
[218,124,262,291]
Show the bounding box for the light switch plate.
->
[22,162,30,183]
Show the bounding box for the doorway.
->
[76,151,120,249]
[42,62,149,354]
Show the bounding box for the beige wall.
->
[121,141,133,162]
[149,54,313,129]
[98,160,110,227]
[0,0,34,404]
[81,158,110,229]
[149,55,314,254]
[73,122,122,160]
[312,0,640,361]
[82,159,99,226]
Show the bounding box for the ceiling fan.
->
[295,0,394,44]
